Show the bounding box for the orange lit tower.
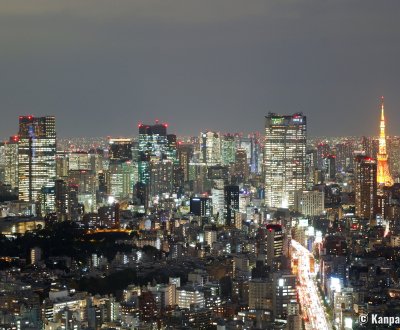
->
[377,96,394,187]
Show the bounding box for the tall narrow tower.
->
[264,113,306,208]
[18,116,56,203]
[376,97,394,187]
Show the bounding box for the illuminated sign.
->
[271,117,283,125]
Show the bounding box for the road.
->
[291,239,332,330]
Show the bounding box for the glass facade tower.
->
[18,116,56,204]
[264,113,306,208]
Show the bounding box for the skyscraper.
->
[265,224,284,269]
[316,142,330,170]
[148,159,174,198]
[334,141,354,172]
[221,134,236,165]
[177,143,193,183]
[200,131,221,165]
[294,190,324,216]
[4,136,19,189]
[137,122,177,207]
[322,154,336,181]
[354,155,377,221]
[376,97,393,187]
[264,113,306,208]
[68,151,90,171]
[18,116,56,204]
[190,197,212,217]
[109,161,137,199]
[388,136,400,178]
[107,138,136,201]
[166,134,177,164]
[55,179,68,221]
[138,122,168,185]
[108,138,133,163]
[224,185,239,226]
[234,148,249,183]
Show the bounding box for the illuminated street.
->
[292,240,332,330]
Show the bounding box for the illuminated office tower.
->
[4,136,19,189]
[294,190,324,216]
[98,171,108,194]
[224,185,239,226]
[305,149,317,189]
[248,279,273,310]
[211,188,224,217]
[245,133,263,174]
[0,143,4,183]
[67,169,97,211]
[354,155,377,221]
[55,179,68,221]
[362,136,379,159]
[376,97,394,187]
[166,134,177,163]
[322,154,336,181]
[30,247,42,265]
[190,197,212,217]
[286,301,301,330]
[18,116,56,204]
[109,161,137,199]
[388,136,400,178]
[265,224,283,269]
[272,272,297,320]
[221,134,236,165]
[56,151,68,179]
[177,143,193,182]
[138,122,168,185]
[68,151,90,171]
[88,148,105,172]
[39,186,55,215]
[138,122,168,159]
[200,131,221,165]
[264,113,306,209]
[149,159,174,198]
[168,137,182,194]
[108,138,132,163]
[238,136,252,169]
[207,165,229,185]
[236,148,249,180]
[68,184,80,221]
[189,162,208,193]
[316,142,330,170]
[98,203,120,228]
[334,142,354,172]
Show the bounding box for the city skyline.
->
[0,0,400,138]
[0,103,396,140]
[1,2,400,329]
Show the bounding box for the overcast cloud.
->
[1,0,400,138]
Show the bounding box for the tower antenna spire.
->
[377,95,393,187]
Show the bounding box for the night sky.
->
[1,0,400,138]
